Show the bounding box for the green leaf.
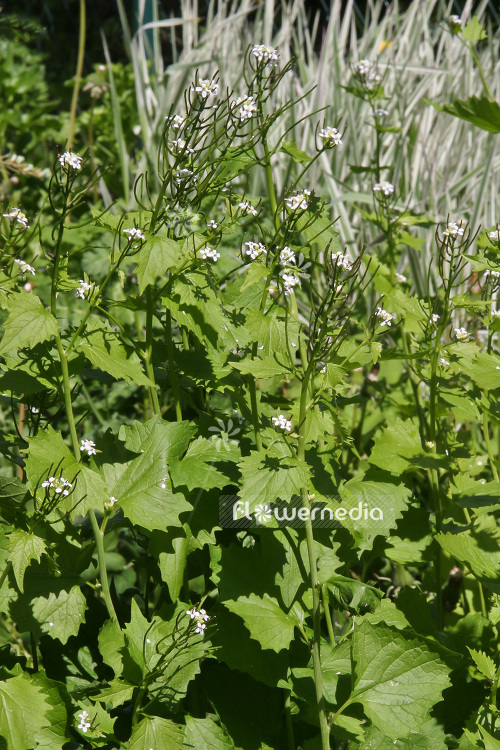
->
[90,680,135,709]
[169,436,238,492]
[232,355,290,379]
[135,234,183,293]
[369,418,423,474]
[32,585,86,644]
[0,292,58,355]
[458,351,500,390]
[105,451,192,531]
[224,593,299,652]
[428,96,500,134]
[183,716,234,749]
[280,139,313,165]
[350,621,452,738]
[478,726,500,750]
[119,416,195,461]
[323,575,383,615]
[467,647,496,681]
[0,672,57,750]
[128,716,185,750]
[237,448,311,511]
[8,529,46,592]
[462,16,487,43]
[78,318,152,386]
[436,529,500,592]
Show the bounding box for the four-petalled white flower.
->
[244,241,267,260]
[373,181,394,197]
[319,126,342,147]
[375,306,396,327]
[192,78,218,99]
[3,208,29,228]
[80,439,96,456]
[285,189,311,211]
[455,327,468,341]
[77,711,91,733]
[59,151,83,170]
[238,201,258,217]
[14,259,35,277]
[187,607,211,635]
[251,44,279,67]
[42,476,73,496]
[76,280,93,299]
[199,245,220,262]
[272,413,292,432]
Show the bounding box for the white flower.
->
[331,251,353,271]
[352,59,381,89]
[207,220,218,229]
[172,138,191,153]
[432,314,440,324]
[272,413,292,432]
[439,357,450,367]
[319,126,342,147]
[373,181,394,197]
[395,272,407,283]
[14,259,35,277]
[192,78,218,99]
[231,95,258,121]
[485,269,500,280]
[77,711,91,733]
[186,607,211,635]
[59,151,83,170]
[238,201,258,217]
[491,309,500,318]
[281,272,300,296]
[447,14,462,29]
[488,229,500,243]
[104,496,118,511]
[251,44,279,67]
[175,168,196,185]
[80,438,96,456]
[199,245,220,262]
[167,114,187,129]
[76,280,93,299]
[244,241,267,260]
[373,108,389,117]
[454,327,469,341]
[3,208,29,228]
[123,227,145,243]
[41,476,73,496]
[279,246,296,266]
[443,222,464,238]
[285,189,311,211]
[375,306,396,327]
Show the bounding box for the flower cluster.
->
[492,309,500,319]
[123,227,145,243]
[168,114,186,130]
[396,272,407,283]
[76,280,93,300]
[319,126,342,147]
[279,246,296,266]
[238,201,258,217]
[373,181,394,197]
[331,251,353,271]
[187,607,211,635]
[14,259,35,277]
[41,476,73,496]
[172,138,193,154]
[375,306,396,327]
[251,44,279,67]
[80,439,96,456]
[3,207,29,229]
[432,314,440,324]
[207,220,218,229]
[447,15,462,31]
[59,151,83,171]
[244,241,267,260]
[231,95,258,121]
[281,272,300,296]
[192,78,218,99]
[77,711,91,733]
[373,107,389,117]
[352,59,381,90]
[199,245,220,262]
[485,269,500,280]
[272,413,292,432]
[455,327,468,341]
[175,168,196,185]
[104,496,118,511]
[488,229,500,244]
[285,189,311,211]
[443,222,464,239]
[439,356,450,368]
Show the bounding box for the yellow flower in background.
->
[380,40,392,51]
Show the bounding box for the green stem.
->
[322,584,335,645]
[491,663,500,733]
[67,0,86,151]
[89,509,118,623]
[284,689,295,750]
[165,308,182,421]
[131,685,147,727]
[145,287,161,415]
[482,407,499,481]
[298,366,330,750]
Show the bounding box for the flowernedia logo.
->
[219,494,385,529]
